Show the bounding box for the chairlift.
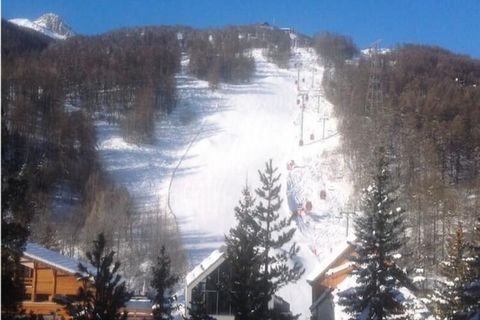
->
[304,201,313,213]
[320,190,326,200]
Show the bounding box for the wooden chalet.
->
[19,243,94,318]
[306,242,356,320]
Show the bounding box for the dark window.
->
[191,261,234,315]
[206,291,218,314]
[218,292,230,315]
[205,272,218,291]
[19,265,33,278]
[35,294,49,302]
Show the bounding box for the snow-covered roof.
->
[186,246,226,286]
[24,242,95,275]
[306,241,353,283]
[126,297,153,311]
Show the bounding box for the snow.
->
[24,242,96,276]
[96,48,354,318]
[413,276,426,283]
[9,18,67,40]
[185,247,225,286]
[306,241,351,283]
[332,275,434,320]
[361,47,391,56]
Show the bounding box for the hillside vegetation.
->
[315,32,480,274]
[1,21,304,284]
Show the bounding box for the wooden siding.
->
[311,245,357,303]
[22,301,69,318]
[20,256,85,317]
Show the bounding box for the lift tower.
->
[364,40,384,122]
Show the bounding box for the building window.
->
[192,261,232,315]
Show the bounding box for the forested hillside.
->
[315,32,480,274]
[1,21,183,270]
[3,17,479,318]
[1,21,303,285]
[184,24,307,88]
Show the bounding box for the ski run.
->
[96,47,354,317]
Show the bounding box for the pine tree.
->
[339,148,410,319]
[1,174,31,315]
[253,160,304,319]
[151,245,180,320]
[461,218,479,319]
[433,224,470,319]
[224,185,264,320]
[186,287,216,320]
[1,217,29,315]
[61,233,132,320]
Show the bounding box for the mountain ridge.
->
[9,13,75,40]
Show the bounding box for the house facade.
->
[185,246,292,320]
[19,243,153,319]
[19,243,92,318]
[307,242,434,320]
[185,247,234,320]
[307,243,355,320]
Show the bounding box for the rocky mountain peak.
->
[34,13,75,38]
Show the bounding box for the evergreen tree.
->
[62,233,132,320]
[1,217,29,315]
[186,287,216,320]
[432,224,470,319]
[224,186,264,320]
[1,174,31,314]
[461,218,480,319]
[253,159,304,319]
[339,148,410,319]
[151,245,180,320]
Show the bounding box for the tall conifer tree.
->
[253,160,304,318]
[61,233,132,320]
[224,186,263,320]
[339,148,410,319]
[151,245,179,320]
[432,224,470,319]
[463,218,480,318]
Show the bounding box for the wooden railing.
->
[22,277,33,287]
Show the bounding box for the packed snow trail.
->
[169,50,298,259]
[96,48,353,318]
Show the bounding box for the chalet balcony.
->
[22,277,33,287]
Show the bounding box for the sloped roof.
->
[24,242,95,275]
[186,246,226,286]
[306,241,353,283]
[126,297,153,312]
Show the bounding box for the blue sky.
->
[2,0,479,58]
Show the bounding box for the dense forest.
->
[1,20,185,289]
[314,32,480,277]
[185,24,307,87]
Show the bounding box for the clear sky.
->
[2,0,479,58]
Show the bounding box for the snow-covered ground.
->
[96,47,353,318]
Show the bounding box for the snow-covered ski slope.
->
[96,48,353,318]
